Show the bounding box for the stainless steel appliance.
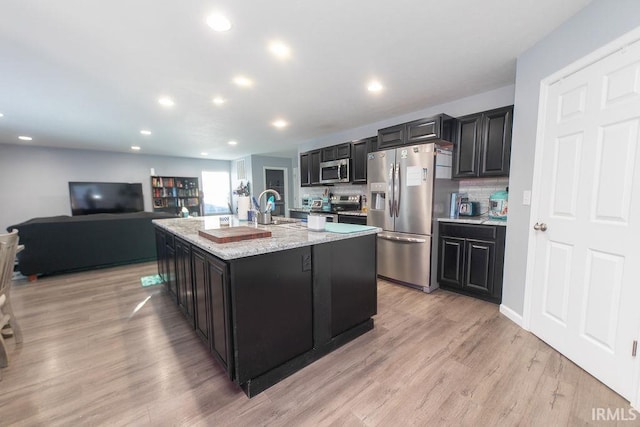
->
[367,144,458,292]
[458,200,480,216]
[330,194,360,211]
[320,159,350,184]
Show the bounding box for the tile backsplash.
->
[299,184,366,205]
[458,177,509,215]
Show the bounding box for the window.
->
[202,171,231,214]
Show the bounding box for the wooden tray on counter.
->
[198,226,272,244]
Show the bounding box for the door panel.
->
[377,232,431,288]
[530,38,640,401]
[395,144,434,235]
[367,149,395,232]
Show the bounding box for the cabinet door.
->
[192,248,210,346]
[453,114,482,178]
[438,236,465,289]
[335,143,351,159]
[351,140,369,183]
[310,150,322,185]
[321,146,336,162]
[407,117,439,144]
[479,106,513,176]
[464,239,495,296]
[377,124,405,149]
[175,238,194,325]
[207,255,232,374]
[155,228,167,281]
[300,153,310,186]
[165,237,177,302]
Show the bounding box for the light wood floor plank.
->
[0,262,636,426]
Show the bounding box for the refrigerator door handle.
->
[394,162,401,217]
[388,163,395,218]
[378,233,427,243]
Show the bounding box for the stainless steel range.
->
[329,194,361,212]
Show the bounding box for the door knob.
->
[533,222,548,231]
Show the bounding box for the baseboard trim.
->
[499,304,525,329]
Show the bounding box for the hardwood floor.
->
[0,262,636,426]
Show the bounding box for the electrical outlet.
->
[302,254,312,271]
[523,190,532,206]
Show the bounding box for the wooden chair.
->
[0,229,23,371]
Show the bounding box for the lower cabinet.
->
[154,226,376,397]
[175,237,194,326]
[192,247,232,377]
[437,222,505,303]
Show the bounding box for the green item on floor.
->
[140,274,164,287]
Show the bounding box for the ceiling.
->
[0,0,591,161]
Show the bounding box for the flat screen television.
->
[69,182,144,216]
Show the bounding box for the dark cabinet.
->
[300,152,310,187]
[300,150,321,186]
[175,237,194,325]
[378,114,455,150]
[437,222,505,303]
[165,234,177,303]
[453,105,513,178]
[321,143,351,162]
[192,248,211,347]
[208,255,231,371]
[377,124,405,150]
[310,150,322,186]
[351,136,376,184]
[192,247,233,376]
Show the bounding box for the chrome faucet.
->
[257,189,281,213]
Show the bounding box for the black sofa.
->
[7,211,175,278]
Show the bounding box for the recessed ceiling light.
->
[228,140,238,146]
[140,130,152,135]
[206,13,232,32]
[131,146,141,151]
[18,135,32,141]
[367,80,384,93]
[268,40,291,59]
[158,97,175,107]
[201,152,209,156]
[212,96,226,106]
[233,76,253,87]
[0,113,4,118]
[272,119,288,129]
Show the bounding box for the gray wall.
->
[250,155,294,211]
[0,143,230,231]
[503,0,640,316]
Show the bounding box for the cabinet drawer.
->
[439,223,497,240]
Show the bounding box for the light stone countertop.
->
[153,216,380,261]
[437,216,508,227]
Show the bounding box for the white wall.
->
[503,0,640,316]
[0,144,230,231]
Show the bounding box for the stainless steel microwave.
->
[320,159,350,184]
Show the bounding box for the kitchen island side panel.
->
[229,246,314,384]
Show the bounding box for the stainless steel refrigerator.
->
[367,144,458,292]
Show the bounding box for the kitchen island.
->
[153,216,379,397]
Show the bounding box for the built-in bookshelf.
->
[151,176,201,215]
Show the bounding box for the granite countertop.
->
[153,216,380,260]
[437,216,507,227]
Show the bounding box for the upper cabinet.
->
[351,137,377,184]
[321,143,351,162]
[299,149,322,187]
[377,114,455,150]
[453,105,513,178]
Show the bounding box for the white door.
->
[530,36,640,402]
